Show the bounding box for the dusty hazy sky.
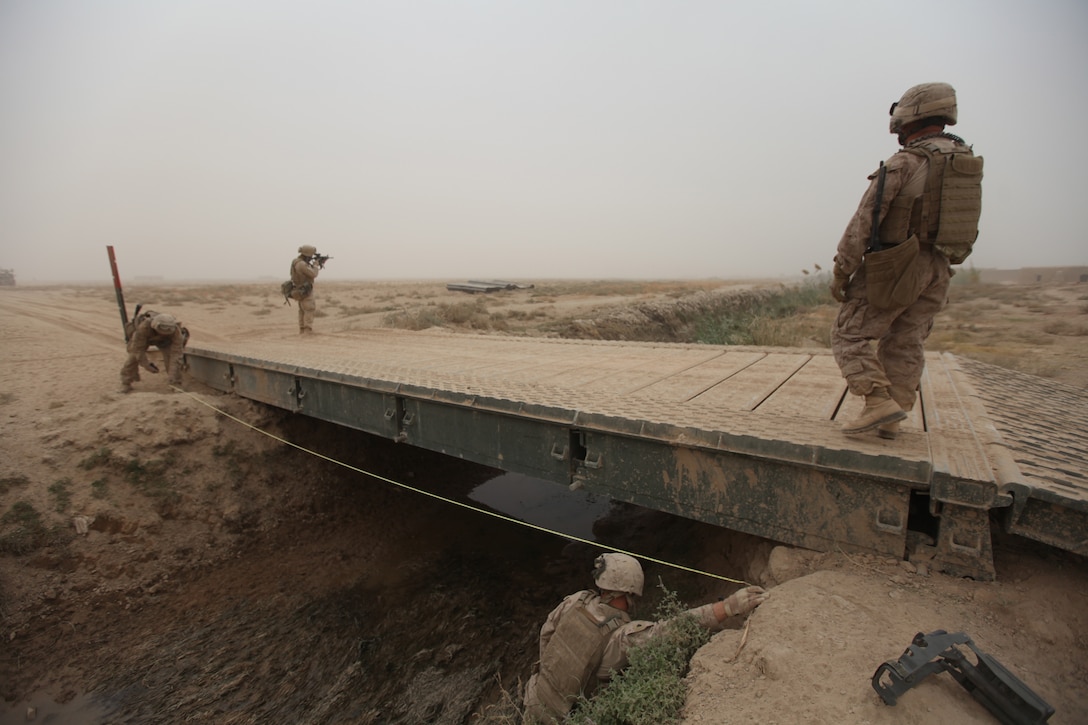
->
[1,0,1085,283]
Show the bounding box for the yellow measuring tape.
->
[178,387,748,586]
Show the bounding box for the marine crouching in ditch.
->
[523,553,767,723]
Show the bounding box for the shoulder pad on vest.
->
[564,590,594,606]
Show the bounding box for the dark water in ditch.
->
[2,418,762,724]
[469,472,614,542]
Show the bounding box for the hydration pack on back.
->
[125,305,189,347]
[907,143,984,264]
[533,592,628,718]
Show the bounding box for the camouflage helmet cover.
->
[151,313,178,334]
[889,82,957,134]
[298,245,317,257]
[592,553,644,597]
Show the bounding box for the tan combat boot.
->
[878,399,915,439]
[842,388,907,435]
[877,420,900,440]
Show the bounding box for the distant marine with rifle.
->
[283,245,332,335]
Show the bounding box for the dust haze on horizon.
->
[1,1,1086,285]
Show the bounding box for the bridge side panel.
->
[185,355,233,393]
[401,398,573,485]
[297,378,400,439]
[577,432,912,559]
[233,364,300,411]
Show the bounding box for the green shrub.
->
[383,298,495,331]
[91,478,110,499]
[124,455,177,501]
[695,275,832,347]
[0,501,47,554]
[49,478,72,512]
[0,474,30,495]
[951,264,981,285]
[78,447,113,470]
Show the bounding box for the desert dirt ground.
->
[0,278,1086,724]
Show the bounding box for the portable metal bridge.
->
[184,329,1087,580]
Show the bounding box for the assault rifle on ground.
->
[872,630,1054,724]
[314,253,333,269]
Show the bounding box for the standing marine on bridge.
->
[830,82,983,438]
[523,553,766,723]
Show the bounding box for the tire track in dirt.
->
[0,294,124,353]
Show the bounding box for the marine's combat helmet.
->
[889,83,957,134]
[592,553,644,597]
[298,244,317,257]
[151,313,178,334]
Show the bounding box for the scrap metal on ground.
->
[447,280,535,293]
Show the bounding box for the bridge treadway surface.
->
[184,329,1087,580]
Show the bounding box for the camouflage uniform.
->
[830,83,981,435]
[523,585,765,723]
[830,136,967,412]
[290,247,319,334]
[120,313,186,390]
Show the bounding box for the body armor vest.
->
[534,592,629,717]
[878,137,983,265]
[290,258,310,285]
[288,259,315,299]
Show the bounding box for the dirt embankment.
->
[1,282,1086,724]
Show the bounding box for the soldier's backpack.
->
[532,591,628,718]
[281,280,295,305]
[131,307,189,344]
[905,142,984,264]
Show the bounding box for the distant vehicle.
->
[0,269,14,286]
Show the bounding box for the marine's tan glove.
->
[720,585,768,618]
[830,268,851,303]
